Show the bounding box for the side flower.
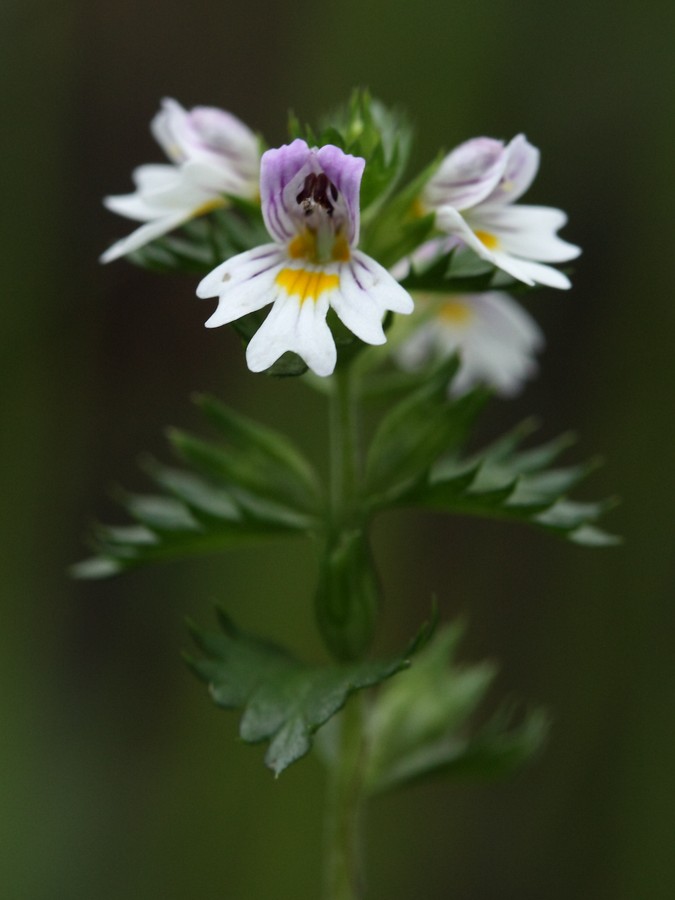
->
[420,135,580,289]
[197,139,414,377]
[396,292,543,396]
[101,98,261,263]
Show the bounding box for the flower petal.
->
[397,292,543,397]
[475,291,544,352]
[150,98,260,197]
[331,251,414,345]
[484,134,540,205]
[181,158,252,198]
[198,245,285,325]
[151,98,190,163]
[100,212,190,263]
[315,145,365,245]
[260,140,365,249]
[246,294,337,377]
[186,105,260,178]
[260,139,315,243]
[471,204,581,262]
[133,164,182,192]
[424,138,507,211]
[434,206,510,276]
[107,164,212,220]
[491,254,573,290]
[103,193,162,223]
[104,165,188,221]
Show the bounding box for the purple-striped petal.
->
[260,139,317,243]
[483,134,540,205]
[314,145,365,245]
[260,140,365,247]
[424,138,507,211]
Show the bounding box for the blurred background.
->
[2,0,674,897]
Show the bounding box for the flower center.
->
[289,172,350,265]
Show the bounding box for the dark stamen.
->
[296,172,337,216]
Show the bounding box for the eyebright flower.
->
[197,139,414,377]
[420,135,580,289]
[397,292,543,396]
[101,98,260,263]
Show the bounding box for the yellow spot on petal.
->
[474,230,500,250]
[288,231,316,259]
[275,267,340,304]
[288,229,350,264]
[331,234,351,262]
[192,198,228,218]
[439,299,474,326]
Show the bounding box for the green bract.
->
[186,608,425,775]
[73,359,616,580]
[364,622,549,793]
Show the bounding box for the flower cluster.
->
[102,96,579,389]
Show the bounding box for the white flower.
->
[101,99,260,263]
[421,135,580,289]
[397,292,543,396]
[197,139,413,377]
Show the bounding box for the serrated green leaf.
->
[368,705,549,791]
[186,609,416,775]
[567,524,622,546]
[168,428,319,522]
[143,461,241,520]
[121,491,202,532]
[364,356,488,504]
[74,498,304,578]
[534,498,610,529]
[73,397,321,579]
[70,556,125,579]
[364,623,549,793]
[195,394,322,511]
[407,422,618,544]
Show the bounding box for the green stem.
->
[329,363,359,525]
[319,362,369,897]
[322,694,366,900]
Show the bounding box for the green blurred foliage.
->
[1,0,674,898]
